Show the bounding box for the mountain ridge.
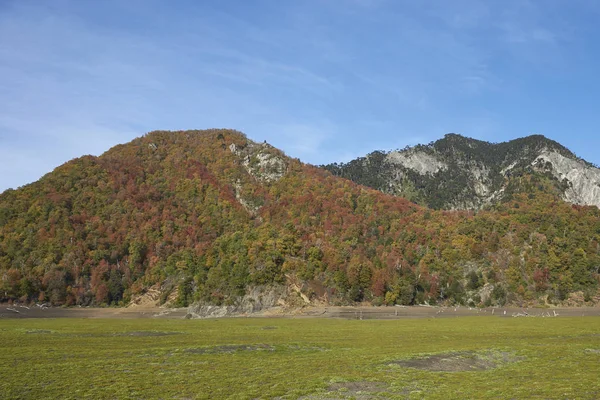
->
[1,129,599,311]
[323,133,600,210]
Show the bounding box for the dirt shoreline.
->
[262,305,600,319]
[0,305,189,319]
[1,304,599,320]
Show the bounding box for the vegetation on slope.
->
[323,133,583,209]
[0,130,598,308]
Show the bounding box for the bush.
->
[174,277,194,307]
[491,285,507,306]
[447,280,465,305]
[398,282,415,305]
[384,291,397,305]
[466,271,483,290]
[371,296,384,307]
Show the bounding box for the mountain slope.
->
[1,130,599,309]
[323,134,600,210]
[0,129,422,307]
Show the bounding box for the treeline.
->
[0,130,598,307]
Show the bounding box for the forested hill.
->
[323,134,600,210]
[1,129,599,309]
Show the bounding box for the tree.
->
[572,248,593,288]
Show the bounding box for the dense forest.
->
[0,130,599,308]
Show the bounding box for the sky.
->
[2,0,600,192]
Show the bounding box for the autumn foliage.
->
[0,130,598,307]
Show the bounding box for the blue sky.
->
[2,0,600,192]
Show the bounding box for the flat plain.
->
[1,313,600,399]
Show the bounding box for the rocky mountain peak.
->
[323,134,600,210]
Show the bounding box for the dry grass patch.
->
[390,350,523,372]
[113,331,182,337]
[25,329,53,334]
[184,344,275,354]
[298,381,389,399]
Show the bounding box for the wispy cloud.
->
[1,0,599,191]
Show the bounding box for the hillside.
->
[0,129,599,311]
[323,134,600,210]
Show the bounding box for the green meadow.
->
[1,316,599,399]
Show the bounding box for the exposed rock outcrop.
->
[187,286,291,318]
[229,142,287,183]
[534,150,600,208]
[324,134,600,210]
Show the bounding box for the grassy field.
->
[1,316,599,399]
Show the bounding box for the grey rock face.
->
[386,150,447,175]
[230,142,287,183]
[229,140,288,213]
[534,150,600,208]
[187,286,288,318]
